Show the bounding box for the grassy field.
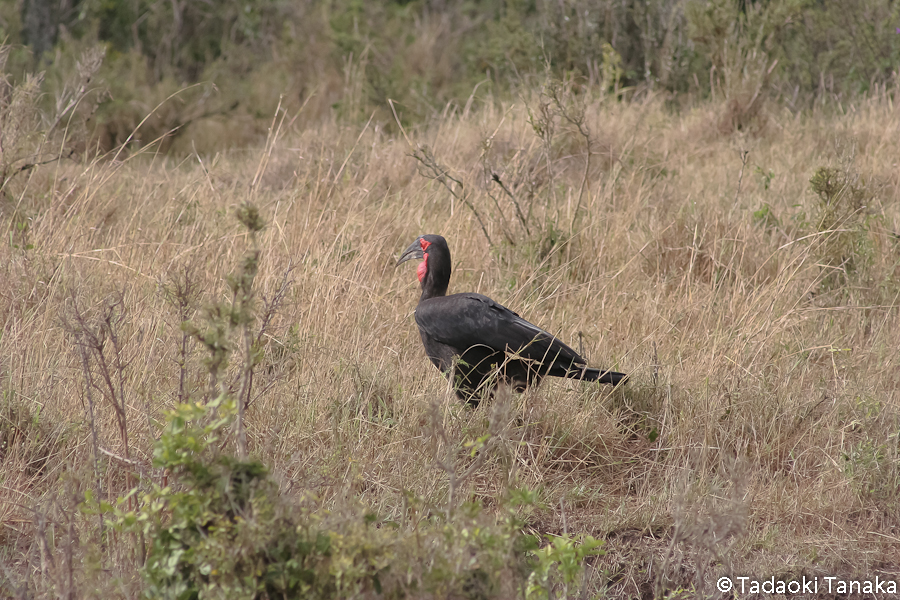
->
[2,84,900,597]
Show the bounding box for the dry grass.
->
[2,88,900,597]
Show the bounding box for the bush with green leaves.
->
[807,162,875,290]
[91,395,604,599]
[95,397,333,599]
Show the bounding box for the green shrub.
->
[807,163,874,290]
[95,397,604,599]
[92,397,329,600]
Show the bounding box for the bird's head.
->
[397,234,451,300]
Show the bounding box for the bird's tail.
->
[570,367,628,385]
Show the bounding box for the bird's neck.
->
[419,272,449,302]
[419,284,447,302]
[418,255,451,302]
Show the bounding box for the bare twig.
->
[412,146,493,248]
[547,81,593,230]
[734,149,749,205]
[73,326,105,559]
[491,172,531,235]
[63,292,136,518]
[244,262,296,410]
[98,446,140,466]
[485,187,514,244]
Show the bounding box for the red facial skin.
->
[417,238,432,283]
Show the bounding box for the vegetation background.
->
[1,0,900,597]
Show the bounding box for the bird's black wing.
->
[414,293,587,370]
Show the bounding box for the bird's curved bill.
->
[396,238,424,266]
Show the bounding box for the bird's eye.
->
[419,238,431,252]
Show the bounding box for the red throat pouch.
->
[417,254,428,283]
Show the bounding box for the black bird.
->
[397,234,627,405]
